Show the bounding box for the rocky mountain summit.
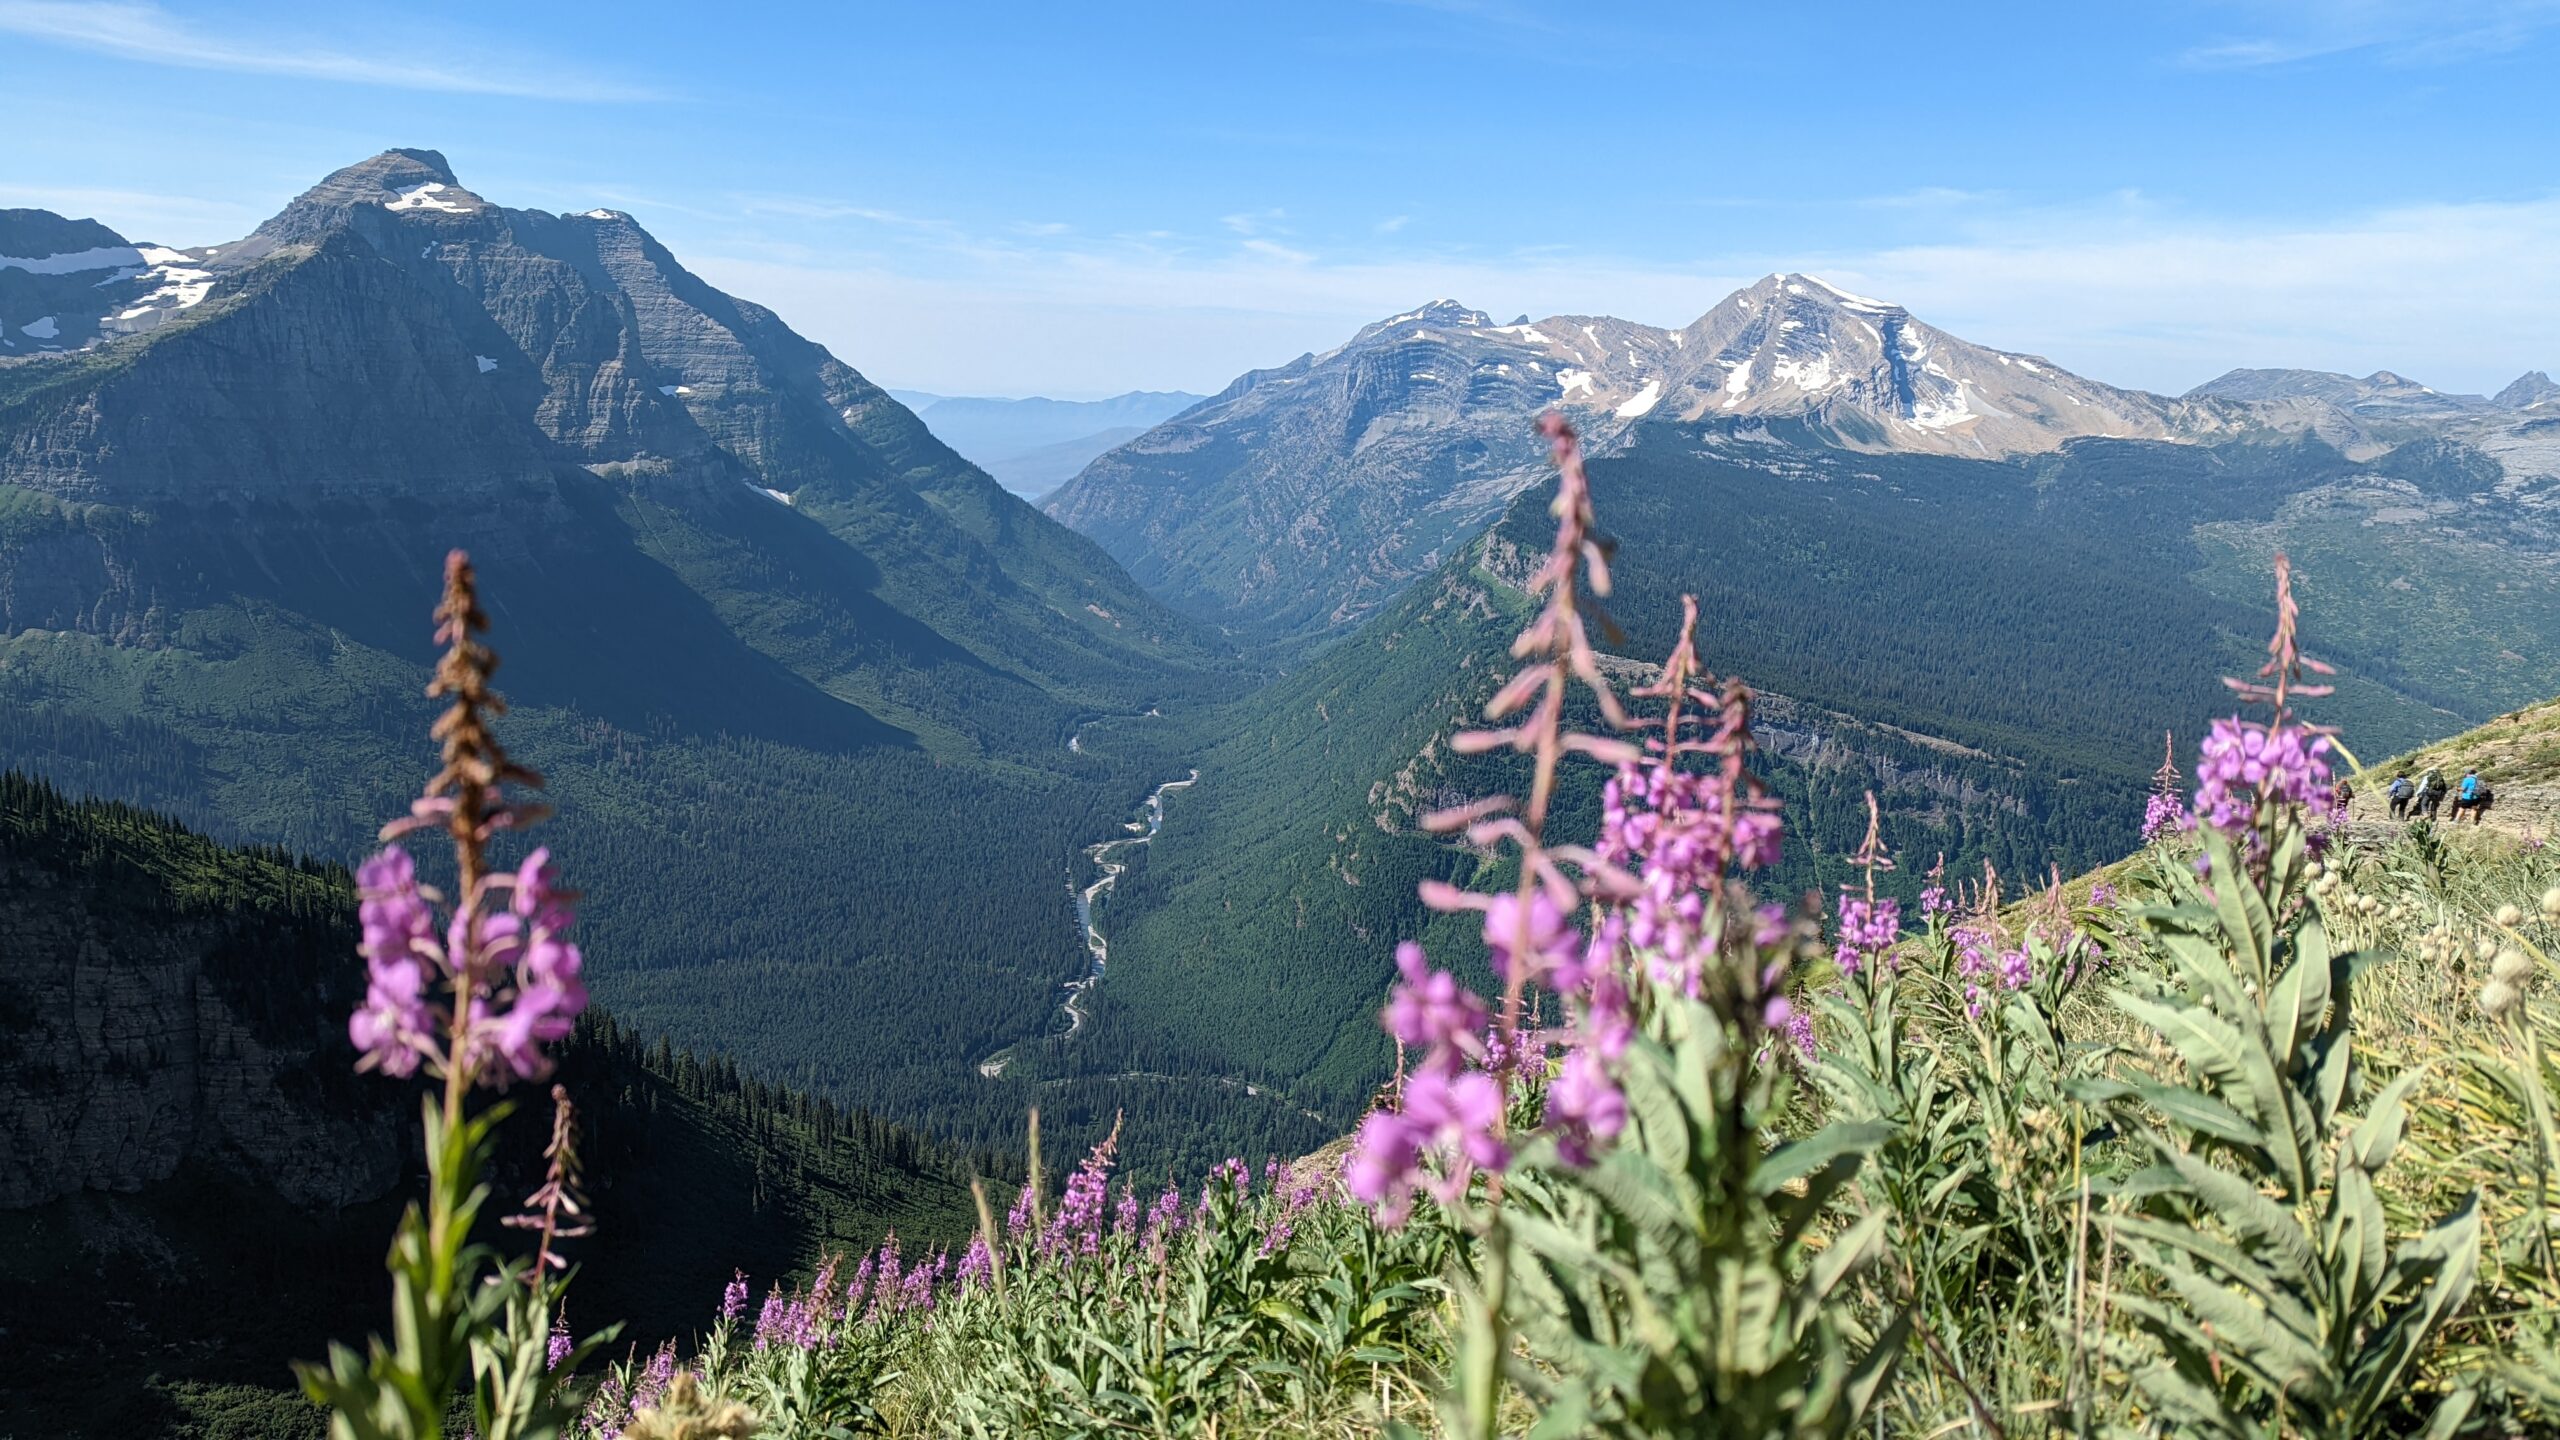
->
[1045,274,2249,638]
[1046,273,2558,642]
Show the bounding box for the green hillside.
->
[0,772,987,1438]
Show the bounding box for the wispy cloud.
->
[0,1,658,100]
[677,190,2560,399]
[1375,214,1412,235]
[2180,0,2560,68]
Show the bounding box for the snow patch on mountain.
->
[386,182,475,214]
[1615,378,1663,418]
[0,245,147,275]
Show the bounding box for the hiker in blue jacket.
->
[2387,773,2414,820]
[2451,768,2494,826]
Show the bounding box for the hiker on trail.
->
[2329,776,2354,823]
[2452,768,2494,826]
[2416,767,2447,820]
[2388,772,2414,820]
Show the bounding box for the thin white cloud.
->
[2181,0,2560,67]
[1375,214,1412,234]
[0,1,658,100]
[678,192,2560,399]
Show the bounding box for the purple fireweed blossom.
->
[2192,715,2332,838]
[1483,890,1583,989]
[1786,1006,1817,1061]
[752,1288,788,1350]
[1345,1110,1426,1225]
[1998,947,2034,991]
[347,840,588,1087]
[350,849,442,1078]
[720,1269,748,1324]
[1547,1047,1627,1166]
[2141,791,2190,844]
[1833,893,1901,976]
[636,1343,676,1411]
[1143,1183,1184,1251]
[1382,942,1489,1067]
[546,1309,571,1370]
[1114,1181,1141,1238]
[2089,882,2118,909]
[846,1253,875,1318]
[1047,1133,1117,1258]
[957,1235,993,1289]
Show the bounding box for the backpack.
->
[2390,778,2413,799]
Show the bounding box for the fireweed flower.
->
[1547,1047,1627,1166]
[1998,946,2035,991]
[2141,791,2190,844]
[2192,714,2332,837]
[1383,942,1490,1064]
[1483,891,1584,988]
[1833,893,1901,975]
[1345,1109,1427,1225]
[720,1270,748,1324]
[1045,1127,1121,1258]
[546,1310,571,1370]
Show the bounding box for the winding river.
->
[977,720,1193,1079]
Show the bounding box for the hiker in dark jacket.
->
[2415,768,2447,820]
[2387,773,2414,820]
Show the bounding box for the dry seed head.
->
[2541,886,2560,922]
[2480,979,2521,1021]
[2475,936,2500,963]
[2491,948,2534,988]
[2495,903,2525,928]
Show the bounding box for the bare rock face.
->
[0,838,401,1212]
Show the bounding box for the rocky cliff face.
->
[0,788,400,1211]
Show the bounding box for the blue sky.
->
[4,0,2558,397]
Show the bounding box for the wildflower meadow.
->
[307,422,2560,1439]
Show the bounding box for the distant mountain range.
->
[1043,275,2560,642]
[892,389,1205,498]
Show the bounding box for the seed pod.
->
[2542,886,2560,922]
[2480,979,2520,1020]
[2496,904,2525,928]
[2492,948,2533,987]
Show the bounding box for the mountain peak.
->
[1370,299,1493,331]
[2493,371,2560,410]
[254,147,485,244]
[1757,272,1905,313]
